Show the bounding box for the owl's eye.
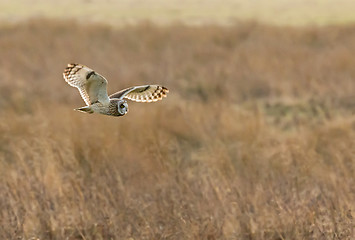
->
[120,104,125,109]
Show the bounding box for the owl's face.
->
[117,100,128,115]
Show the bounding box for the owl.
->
[63,63,168,117]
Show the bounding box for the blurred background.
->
[2,0,355,25]
[0,0,354,239]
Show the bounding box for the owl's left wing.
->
[109,85,169,102]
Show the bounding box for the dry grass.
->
[2,0,355,26]
[0,19,354,239]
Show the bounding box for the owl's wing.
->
[109,85,169,102]
[63,63,110,106]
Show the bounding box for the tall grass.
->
[0,19,354,239]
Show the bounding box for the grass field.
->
[2,0,355,26]
[0,19,354,239]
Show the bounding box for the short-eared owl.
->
[63,63,169,117]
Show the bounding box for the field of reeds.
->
[0,19,354,239]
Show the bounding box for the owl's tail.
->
[74,106,94,114]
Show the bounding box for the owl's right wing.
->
[109,85,169,102]
[63,63,110,106]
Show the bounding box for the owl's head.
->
[116,100,128,116]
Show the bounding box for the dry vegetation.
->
[0,19,354,239]
[2,0,355,26]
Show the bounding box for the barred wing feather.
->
[109,85,169,103]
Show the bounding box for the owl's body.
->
[63,63,168,117]
[75,99,128,116]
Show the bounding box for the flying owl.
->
[63,63,168,117]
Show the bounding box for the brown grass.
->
[0,19,354,239]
